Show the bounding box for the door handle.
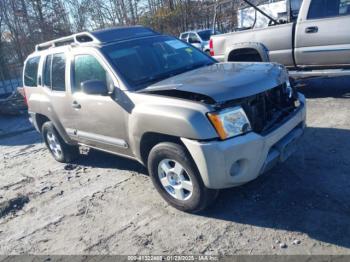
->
[305,26,318,33]
[72,101,81,109]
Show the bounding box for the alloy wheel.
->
[157,159,193,201]
[46,131,63,159]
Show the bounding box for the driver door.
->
[295,0,350,67]
[68,50,131,156]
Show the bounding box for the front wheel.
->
[147,142,218,213]
[42,122,79,163]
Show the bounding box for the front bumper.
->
[181,93,306,189]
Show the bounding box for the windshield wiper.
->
[185,62,213,71]
[134,73,173,87]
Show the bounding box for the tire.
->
[42,121,79,163]
[147,142,219,213]
[229,54,262,62]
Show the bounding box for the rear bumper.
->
[182,93,306,189]
[212,55,225,62]
[28,112,40,132]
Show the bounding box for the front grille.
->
[241,84,297,134]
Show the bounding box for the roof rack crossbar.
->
[35,32,100,51]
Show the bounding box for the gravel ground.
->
[0,77,349,255]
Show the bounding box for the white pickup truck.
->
[210,0,350,78]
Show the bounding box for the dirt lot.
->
[0,77,350,255]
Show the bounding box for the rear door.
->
[295,0,350,67]
[41,51,76,132]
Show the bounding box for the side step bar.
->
[288,69,350,79]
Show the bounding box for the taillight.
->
[23,89,28,107]
[209,38,214,56]
[18,87,28,107]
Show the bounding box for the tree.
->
[1,0,257,84]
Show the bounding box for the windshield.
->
[102,36,215,90]
[197,30,213,41]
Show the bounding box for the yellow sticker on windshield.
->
[185,48,193,53]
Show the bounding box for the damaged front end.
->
[215,80,301,136]
[143,79,301,138]
[139,61,304,143]
[180,81,306,189]
[140,89,216,105]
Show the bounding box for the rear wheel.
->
[42,122,79,163]
[228,49,262,62]
[147,142,219,213]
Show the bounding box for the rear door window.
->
[24,56,40,87]
[51,53,66,91]
[180,33,188,41]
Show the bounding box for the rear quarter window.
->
[24,56,40,87]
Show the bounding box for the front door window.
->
[73,54,112,93]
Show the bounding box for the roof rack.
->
[35,32,100,52]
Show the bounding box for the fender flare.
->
[127,103,218,162]
[33,112,76,145]
[225,42,270,62]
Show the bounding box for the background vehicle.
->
[210,0,350,79]
[23,27,306,212]
[179,29,220,54]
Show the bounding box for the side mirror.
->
[81,80,108,96]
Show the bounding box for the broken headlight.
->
[207,106,252,140]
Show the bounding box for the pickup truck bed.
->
[211,0,350,77]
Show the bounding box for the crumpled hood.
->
[142,62,288,103]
